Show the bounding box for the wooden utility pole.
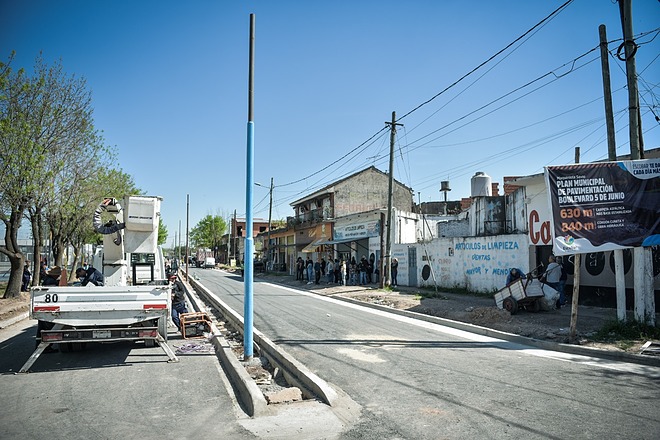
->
[384,111,402,287]
[569,147,581,343]
[619,0,654,325]
[599,24,627,322]
[619,0,641,160]
[185,194,189,281]
[267,177,273,269]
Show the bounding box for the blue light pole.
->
[243,13,256,360]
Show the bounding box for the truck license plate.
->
[93,330,112,339]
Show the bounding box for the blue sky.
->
[2,0,659,246]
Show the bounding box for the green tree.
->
[190,215,226,258]
[158,217,167,246]
[0,53,127,297]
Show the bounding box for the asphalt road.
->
[193,268,660,440]
[0,318,255,440]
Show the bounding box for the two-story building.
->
[289,167,413,265]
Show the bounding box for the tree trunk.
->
[30,207,44,287]
[69,244,81,283]
[1,204,29,299]
[52,233,66,267]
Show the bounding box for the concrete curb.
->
[188,277,338,406]
[0,312,29,329]
[180,277,268,417]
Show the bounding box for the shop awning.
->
[300,236,371,253]
[300,239,327,253]
[318,237,360,245]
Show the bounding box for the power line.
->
[275,126,389,188]
[396,0,575,123]
[269,0,575,191]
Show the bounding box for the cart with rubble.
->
[494,277,546,314]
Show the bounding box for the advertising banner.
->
[544,159,660,254]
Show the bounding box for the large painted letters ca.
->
[529,209,551,245]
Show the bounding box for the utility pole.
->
[267,177,273,270]
[619,0,641,160]
[244,13,256,360]
[569,147,581,343]
[185,194,189,281]
[233,210,237,262]
[619,0,654,325]
[384,111,402,287]
[599,24,626,322]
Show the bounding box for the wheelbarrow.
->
[494,278,544,314]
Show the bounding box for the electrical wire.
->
[270,0,575,192]
[274,126,389,188]
[396,0,575,123]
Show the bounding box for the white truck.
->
[195,248,215,268]
[20,196,178,373]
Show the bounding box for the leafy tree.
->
[0,53,119,297]
[190,215,226,258]
[158,217,167,246]
[0,53,69,297]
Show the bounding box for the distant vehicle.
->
[195,248,213,268]
[204,256,216,269]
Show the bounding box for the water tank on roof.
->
[471,172,492,197]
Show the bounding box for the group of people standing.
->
[295,255,400,287]
[296,255,383,286]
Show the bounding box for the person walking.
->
[391,258,399,287]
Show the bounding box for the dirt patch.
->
[0,292,30,324]
[336,290,652,352]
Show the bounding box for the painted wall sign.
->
[334,219,380,240]
[529,209,551,245]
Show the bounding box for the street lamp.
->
[255,178,273,270]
